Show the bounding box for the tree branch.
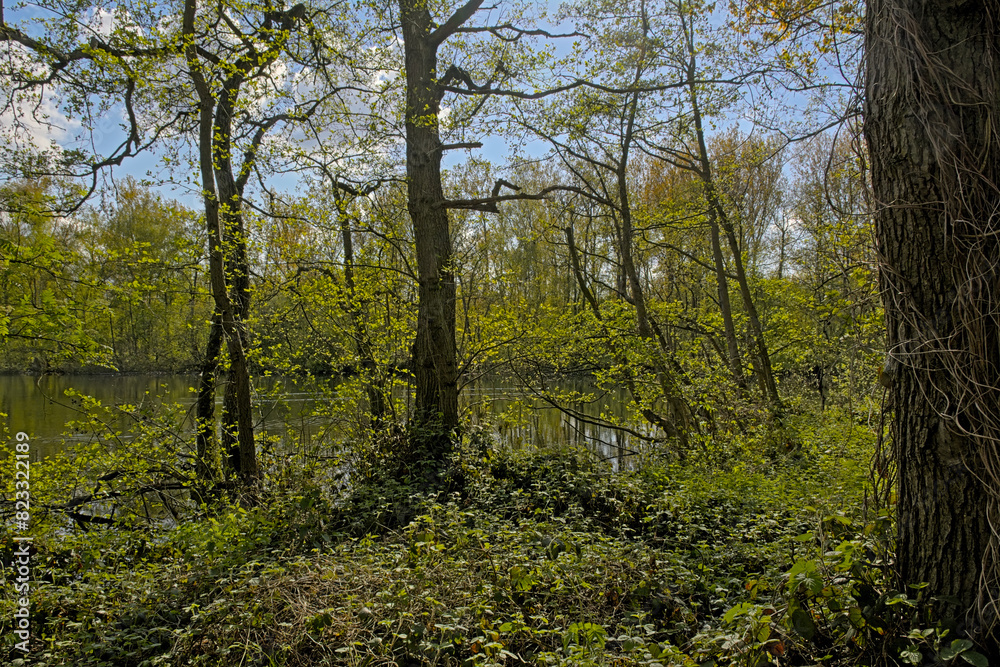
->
[429,0,485,47]
[441,141,484,151]
[453,24,582,42]
[440,184,596,212]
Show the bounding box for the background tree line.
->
[0,130,877,417]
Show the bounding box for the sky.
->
[0,0,858,213]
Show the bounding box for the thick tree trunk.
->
[399,0,460,455]
[220,343,255,482]
[866,0,999,648]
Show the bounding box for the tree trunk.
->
[689,78,779,409]
[183,0,258,486]
[566,222,687,444]
[216,131,256,484]
[866,0,999,648]
[337,194,388,424]
[195,308,223,481]
[616,90,693,443]
[399,0,461,456]
[708,216,746,392]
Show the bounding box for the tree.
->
[0,179,109,370]
[179,0,316,485]
[664,3,783,410]
[396,0,464,453]
[510,0,699,442]
[866,0,1000,651]
[2,0,364,486]
[87,177,207,371]
[393,0,584,462]
[780,133,876,410]
[253,179,412,428]
[510,0,793,435]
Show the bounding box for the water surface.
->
[0,374,646,465]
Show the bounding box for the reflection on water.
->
[0,375,201,459]
[0,374,649,466]
[462,383,646,469]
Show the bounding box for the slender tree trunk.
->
[616,92,692,442]
[399,0,462,455]
[719,215,778,405]
[183,0,257,486]
[708,216,746,391]
[566,222,686,444]
[565,223,601,317]
[689,76,779,410]
[776,225,786,281]
[195,308,223,481]
[336,195,388,423]
[867,0,999,649]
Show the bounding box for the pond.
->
[0,374,651,467]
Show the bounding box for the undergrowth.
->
[0,411,983,666]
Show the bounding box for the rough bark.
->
[399,0,474,454]
[866,0,999,648]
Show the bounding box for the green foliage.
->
[0,177,210,372]
[710,510,990,667]
[1,409,923,667]
[0,0,889,661]
[84,177,210,372]
[0,179,111,370]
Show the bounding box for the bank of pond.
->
[2,396,975,667]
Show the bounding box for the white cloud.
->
[0,42,80,153]
[89,8,116,38]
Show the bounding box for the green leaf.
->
[790,609,815,640]
[960,651,989,667]
[941,639,974,660]
[723,602,753,624]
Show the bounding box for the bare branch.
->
[440,184,596,212]
[453,24,583,42]
[428,0,485,47]
[441,141,484,151]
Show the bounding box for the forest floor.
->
[1,409,957,666]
